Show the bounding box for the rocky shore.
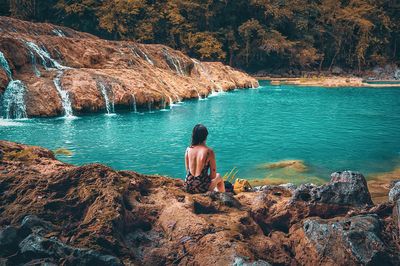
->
[0,17,257,118]
[1,140,399,265]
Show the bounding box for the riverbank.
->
[0,16,257,118]
[1,140,399,265]
[255,76,400,88]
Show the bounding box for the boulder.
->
[389,181,400,202]
[18,234,122,265]
[292,171,373,207]
[394,200,400,235]
[299,215,390,265]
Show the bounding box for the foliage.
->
[2,0,399,72]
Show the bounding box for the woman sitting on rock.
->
[184,124,225,193]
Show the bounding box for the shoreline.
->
[255,76,400,88]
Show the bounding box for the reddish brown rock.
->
[0,17,258,117]
[0,140,399,265]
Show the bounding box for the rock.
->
[0,17,258,118]
[1,140,399,265]
[18,234,122,265]
[389,181,400,202]
[292,171,373,207]
[21,215,58,234]
[298,215,390,265]
[394,200,400,235]
[0,226,19,256]
[331,66,343,75]
[233,256,272,266]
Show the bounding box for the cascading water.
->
[132,46,154,65]
[148,101,154,113]
[52,28,66,37]
[0,51,28,119]
[53,71,74,118]
[26,41,64,70]
[0,51,12,79]
[2,80,27,119]
[28,50,41,77]
[163,49,184,75]
[131,94,138,113]
[26,41,75,118]
[98,82,115,114]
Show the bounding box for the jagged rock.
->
[233,256,272,266]
[394,200,400,235]
[298,215,391,265]
[292,171,373,207]
[389,181,400,202]
[1,140,399,265]
[21,215,58,234]
[18,234,122,265]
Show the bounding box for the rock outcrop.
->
[0,16,258,118]
[0,140,399,265]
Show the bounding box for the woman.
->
[184,124,225,193]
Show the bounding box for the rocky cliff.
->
[0,17,258,118]
[0,140,399,265]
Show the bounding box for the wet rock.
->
[300,215,390,265]
[292,171,373,207]
[389,181,400,202]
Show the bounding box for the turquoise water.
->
[1,81,400,183]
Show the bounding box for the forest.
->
[1,0,399,73]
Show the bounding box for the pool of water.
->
[1,81,400,184]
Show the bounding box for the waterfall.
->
[132,46,154,65]
[98,82,115,114]
[131,94,138,113]
[0,51,12,79]
[52,28,66,37]
[148,101,154,113]
[0,51,28,119]
[2,80,27,119]
[53,71,74,118]
[26,41,65,70]
[28,50,41,77]
[163,49,184,75]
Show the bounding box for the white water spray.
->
[98,82,115,114]
[53,71,74,118]
[0,51,28,119]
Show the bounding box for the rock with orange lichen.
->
[0,16,258,118]
[0,140,399,265]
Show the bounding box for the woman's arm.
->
[209,149,217,179]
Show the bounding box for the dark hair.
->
[191,124,208,146]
